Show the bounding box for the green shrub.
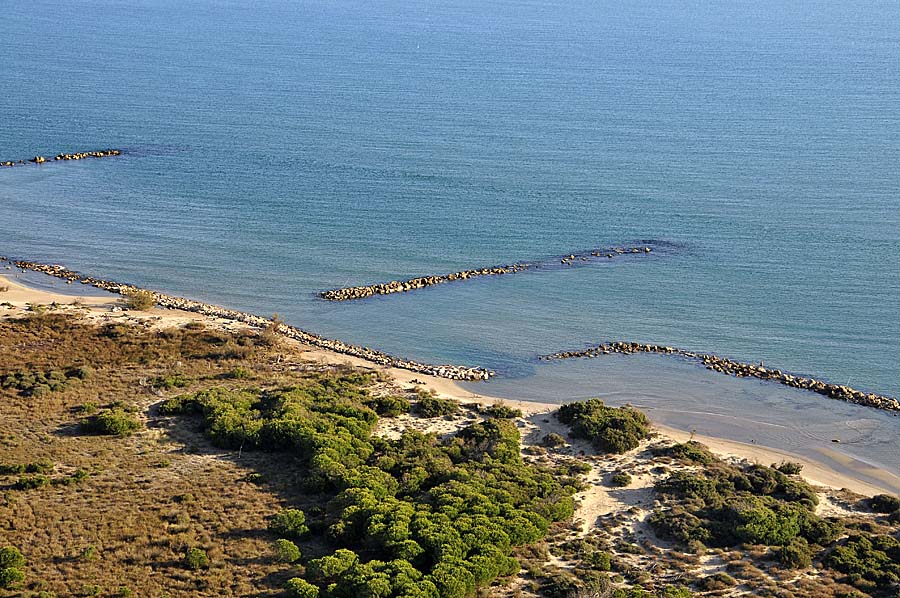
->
[14,474,49,490]
[366,395,410,417]
[825,533,900,590]
[269,509,309,540]
[483,403,522,419]
[25,458,53,474]
[82,408,141,437]
[869,494,900,513]
[285,577,319,598]
[274,538,302,563]
[151,373,192,389]
[413,394,459,417]
[0,463,26,475]
[183,547,209,570]
[80,545,100,562]
[774,461,804,475]
[696,572,735,591]
[611,472,632,487]
[541,433,567,448]
[0,547,25,569]
[123,289,155,311]
[655,441,716,465]
[225,366,252,379]
[557,399,650,453]
[0,567,25,590]
[777,537,813,569]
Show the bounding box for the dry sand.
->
[2,272,896,497]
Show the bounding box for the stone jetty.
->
[6,259,494,382]
[321,245,654,301]
[541,341,900,413]
[1,149,121,168]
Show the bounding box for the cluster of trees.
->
[648,444,852,575]
[161,372,580,597]
[556,399,650,453]
[0,365,90,397]
[650,460,835,552]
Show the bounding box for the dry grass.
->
[0,312,333,597]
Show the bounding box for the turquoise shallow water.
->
[2,0,899,479]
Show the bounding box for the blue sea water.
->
[2,0,899,482]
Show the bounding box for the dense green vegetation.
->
[0,546,26,589]
[81,407,142,437]
[412,392,460,418]
[557,399,650,453]
[650,460,835,550]
[1,366,90,397]
[482,403,522,419]
[160,373,579,597]
[826,533,900,593]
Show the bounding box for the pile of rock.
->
[321,264,531,301]
[322,245,655,301]
[8,259,494,382]
[1,149,121,167]
[541,341,899,412]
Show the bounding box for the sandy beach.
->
[2,271,897,497]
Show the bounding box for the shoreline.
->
[3,270,898,497]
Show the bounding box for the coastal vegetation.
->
[557,398,650,453]
[160,377,579,597]
[1,304,898,597]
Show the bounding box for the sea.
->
[1,0,898,488]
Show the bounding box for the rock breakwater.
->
[541,342,899,413]
[5,259,494,381]
[1,149,121,168]
[321,244,655,301]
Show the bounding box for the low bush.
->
[183,547,209,570]
[557,399,650,453]
[285,577,320,598]
[365,395,410,417]
[123,289,155,311]
[14,474,49,490]
[695,572,735,591]
[777,537,813,569]
[611,472,632,487]
[0,546,25,589]
[274,538,301,563]
[541,432,567,448]
[151,373,192,389]
[0,567,25,589]
[269,509,309,541]
[654,441,716,465]
[82,408,141,437]
[1,368,85,397]
[413,394,459,418]
[869,494,900,513]
[774,461,804,475]
[483,403,522,419]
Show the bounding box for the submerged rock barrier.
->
[321,244,655,301]
[1,149,121,168]
[5,259,494,381]
[541,342,899,413]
